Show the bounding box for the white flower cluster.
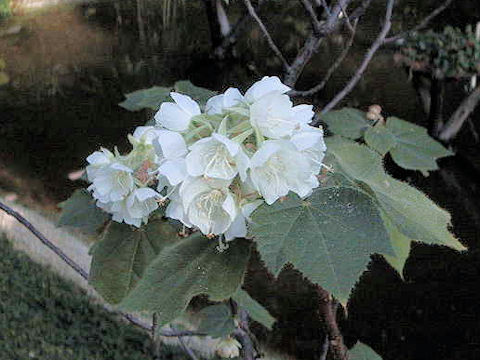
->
[86,76,326,239]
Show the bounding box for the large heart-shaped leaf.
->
[250,184,393,303]
[120,234,251,326]
[58,189,109,234]
[325,136,464,251]
[89,220,179,304]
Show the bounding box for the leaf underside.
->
[197,303,236,338]
[232,289,276,330]
[89,219,179,304]
[120,234,251,327]
[58,189,109,234]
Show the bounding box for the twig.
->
[242,0,290,70]
[289,18,358,97]
[0,200,206,339]
[300,0,322,33]
[320,0,395,115]
[319,334,330,360]
[316,287,348,360]
[319,0,331,16]
[438,85,480,141]
[214,0,266,58]
[283,0,371,86]
[177,335,200,360]
[0,201,89,280]
[233,308,258,360]
[384,0,453,43]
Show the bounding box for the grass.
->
[0,235,187,360]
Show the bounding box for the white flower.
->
[155,92,201,132]
[244,76,291,103]
[132,126,165,145]
[249,140,319,204]
[179,177,237,236]
[224,199,264,241]
[205,88,244,115]
[216,337,242,359]
[86,148,115,180]
[249,92,312,139]
[153,130,189,187]
[165,189,192,227]
[186,133,249,181]
[98,187,160,227]
[88,162,135,203]
[290,125,326,173]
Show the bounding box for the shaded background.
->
[1,0,480,359]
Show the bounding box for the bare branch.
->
[319,0,331,16]
[320,0,395,115]
[319,334,330,360]
[242,0,290,70]
[300,0,322,33]
[438,85,480,141]
[178,335,200,360]
[0,201,89,280]
[316,287,348,360]
[384,0,453,43]
[289,19,358,97]
[283,0,372,87]
[0,200,207,339]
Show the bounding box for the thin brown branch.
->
[242,0,290,70]
[0,201,89,280]
[0,200,206,339]
[283,0,371,87]
[289,18,358,97]
[320,0,395,115]
[214,0,266,58]
[316,287,348,360]
[438,85,480,141]
[300,0,322,33]
[384,0,453,43]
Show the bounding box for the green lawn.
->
[0,235,186,360]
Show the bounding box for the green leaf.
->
[119,86,172,111]
[349,342,382,360]
[174,80,217,107]
[58,189,109,234]
[364,123,396,155]
[89,220,179,304]
[361,117,452,172]
[325,136,464,251]
[250,185,393,303]
[197,304,235,338]
[232,289,275,330]
[120,234,251,326]
[320,108,371,139]
[380,213,411,278]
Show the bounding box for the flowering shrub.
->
[58,76,462,358]
[85,76,326,243]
